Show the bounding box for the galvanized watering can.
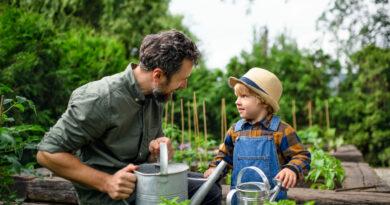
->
[133,143,228,205]
[226,166,282,205]
[134,143,188,205]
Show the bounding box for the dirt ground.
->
[374,168,390,186]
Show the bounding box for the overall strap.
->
[234,119,245,132]
[268,115,281,132]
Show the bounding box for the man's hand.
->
[203,167,215,178]
[149,137,174,160]
[275,168,297,189]
[104,164,138,200]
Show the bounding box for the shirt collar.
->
[125,63,146,102]
[242,114,273,129]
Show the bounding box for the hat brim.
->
[228,76,280,112]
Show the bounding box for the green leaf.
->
[13,103,25,112]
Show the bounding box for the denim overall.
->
[230,116,287,204]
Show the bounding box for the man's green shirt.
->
[38,63,164,203]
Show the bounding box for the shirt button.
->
[135,98,139,102]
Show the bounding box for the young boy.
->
[204,67,311,201]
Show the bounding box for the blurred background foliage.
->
[0,0,389,169]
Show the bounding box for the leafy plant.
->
[159,197,190,205]
[297,125,344,151]
[265,200,315,205]
[225,170,232,185]
[0,84,44,203]
[305,148,345,190]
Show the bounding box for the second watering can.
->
[226,166,282,205]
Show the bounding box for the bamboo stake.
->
[170,99,175,126]
[202,100,208,144]
[193,92,201,162]
[187,101,192,147]
[192,92,199,144]
[180,98,184,145]
[0,95,4,126]
[223,98,227,136]
[221,99,224,143]
[308,100,312,127]
[164,102,168,128]
[292,99,297,130]
[325,100,330,130]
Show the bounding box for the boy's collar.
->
[243,114,273,129]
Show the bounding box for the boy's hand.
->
[275,168,297,189]
[204,167,215,178]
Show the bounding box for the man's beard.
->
[152,87,171,102]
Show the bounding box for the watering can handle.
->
[226,182,264,205]
[159,143,168,175]
[237,166,271,191]
[269,179,282,202]
[226,189,237,205]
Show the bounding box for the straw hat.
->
[228,67,283,113]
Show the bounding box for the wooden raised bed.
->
[5,145,390,204]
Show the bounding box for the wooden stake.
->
[221,98,227,143]
[223,98,227,135]
[180,98,184,145]
[325,100,330,130]
[203,100,208,144]
[170,99,175,126]
[187,101,192,147]
[221,98,224,143]
[292,99,297,130]
[308,100,312,127]
[192,92,199,143]
[164,102,168,128]
[0,95,4,126]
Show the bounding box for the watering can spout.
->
[190,160,227,205]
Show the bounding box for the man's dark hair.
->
[139,30,200,80]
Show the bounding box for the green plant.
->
[159,197,190,205]
[297,126,324,149]
[0,84,44,203]
[265,200,315,205]
[306,148,345,190]
[297,126,344,151]
[225,170,232,185]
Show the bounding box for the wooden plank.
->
[12,175,78,204]
[342,162,390,192]
[288,188,390,205]
[331,145,364,162]
[27,177,78,204]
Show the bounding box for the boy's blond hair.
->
[234,83,274,114]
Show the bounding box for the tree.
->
[7,0,194,58]
[344,45,390,166]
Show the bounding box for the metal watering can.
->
[133,143,228,205]
[134,143,188,205]
[226,166,282,205]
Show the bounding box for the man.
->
[37,30,221,204]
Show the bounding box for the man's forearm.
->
[36,151,111,193]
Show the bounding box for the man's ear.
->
[152,68,164,82]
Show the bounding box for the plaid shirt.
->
[210,115,311,179]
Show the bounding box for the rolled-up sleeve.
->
[38,91,109,153]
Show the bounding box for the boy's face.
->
[234,84,268,122]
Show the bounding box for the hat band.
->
[240,77,268,95]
